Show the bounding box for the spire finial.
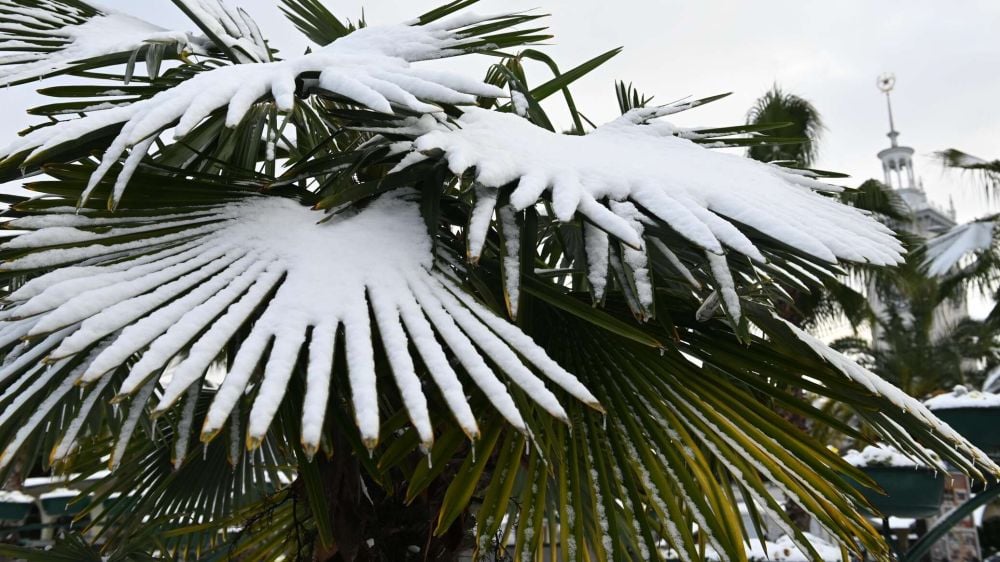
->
[877,73,898,147]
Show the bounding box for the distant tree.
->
[746,84,824,166]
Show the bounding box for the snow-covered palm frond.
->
[0,0,206,86]
[923,219,996,276]
[937,148,1000,192]
[173,0,269,63]
[0,15,513,209]
[400,106,902,321]
[777,315,996,471]
[0,188,598,468]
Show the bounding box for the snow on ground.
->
[842,443,937,468]
[661,531,842,561]
[38,487,78,500]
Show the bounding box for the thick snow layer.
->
[408,107,904,299]
[0,7,199,86]
[1,18,506,208]
[924,385,1000,410]
[0,192,597,465]
[923,220,995,276]
[0,489,33,503]
[842,443,936,468]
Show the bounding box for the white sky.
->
[2,0,999,220]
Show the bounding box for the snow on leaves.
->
[923,219,996,276]
[402,106,904,322]
[0,192,598,467]
[0,16,506,209]
[780,316,996,472]
[0,0,204,86]
[413,107,904,268]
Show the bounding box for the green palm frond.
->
[746,84,824,166]
[937,148,1000,192]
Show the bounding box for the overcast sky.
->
[2,0,999,223]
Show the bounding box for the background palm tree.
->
[0,2,993,561]
[746,84,824,166]
[938,149,1000,192]
[833,250,1000,398]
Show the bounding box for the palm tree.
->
[833,249,999,398]
[745,84,824,166]
[923,149,1000,318]
[0,2,993,560]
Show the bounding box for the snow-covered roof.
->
[0,489,34,503]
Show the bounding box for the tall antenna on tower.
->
[877,73,898,147]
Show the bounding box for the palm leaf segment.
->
[0,188,596,467]
[392,106,902,326]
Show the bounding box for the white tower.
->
[875,73,954,236]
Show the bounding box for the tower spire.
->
[876,73,915,189]
[880,74,899,147]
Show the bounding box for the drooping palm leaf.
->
[937,148,1000,192]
